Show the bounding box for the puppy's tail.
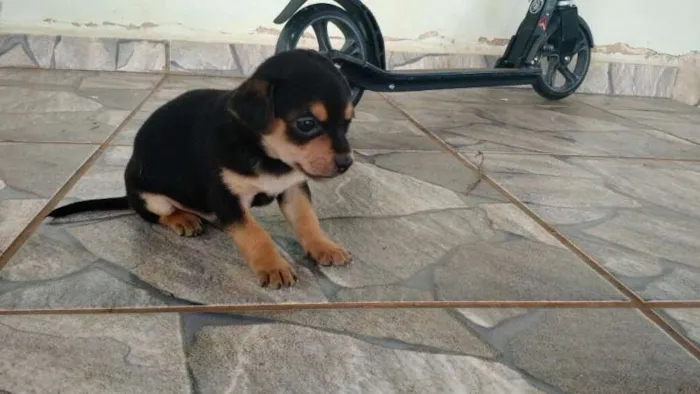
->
[48,197,130,218]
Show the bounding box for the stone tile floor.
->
[0,68,699,393]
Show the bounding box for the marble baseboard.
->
[1,33,698,106]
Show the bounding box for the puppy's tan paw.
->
[252,256,297,289]
[306,239,352,266]
[160,211,203,237]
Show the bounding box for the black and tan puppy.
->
[48,49,356,289]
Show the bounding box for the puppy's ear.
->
[228,79,273,132]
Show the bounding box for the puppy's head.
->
[228,49,355,179]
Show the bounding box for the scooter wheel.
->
[532,18,592,100]
[276,4,370,106]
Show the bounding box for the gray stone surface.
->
[364,150,506,204]
[116,40,167,72]
[0,198,47,253]
[0,43,35,67]
[187,319,542,394]
[242,308,496,357]
[0,34,166,73]
[5,141,619,307]
[609,62,678,98]
[170,41,240,76]
[0,86,102,112]
[233,43,275,76]
[0,226,97,281]
[433,239,622,300]
[350,96,446,151]
[0,314,190,393]
[26,35,58,68]
[66,215,326,305]
[387,86,570,107]
[609,108,700,144]
[660,309,700,347]
[65,146,129,200]
[389,93,700,158]
[1,67,699,393]
[578,92,700,112]
[457,308,529,328]
[577,61,611,95]
[506,309,700,393]
[480,153,700,300]
[54,36,118,71]
[0,142,96,253]
[0,266,168,309]
[0,143,96,197]
[0,69,159,143]
[672,52,700,106]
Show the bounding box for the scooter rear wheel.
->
[275,4,370,105]
[532,17,592,100]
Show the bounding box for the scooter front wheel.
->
[275,4,370,105]
[532,18,592,100]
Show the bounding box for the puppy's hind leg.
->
[133,192,204,237]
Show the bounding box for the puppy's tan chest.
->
[220,168,307,207]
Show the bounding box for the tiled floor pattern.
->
[1,68,699,392]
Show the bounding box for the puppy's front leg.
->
[226,210,297,288]
[216,194,296,289]
[278,183,351,266]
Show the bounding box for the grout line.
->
[0,65,243,81]
[0,65,168,78]
[0,141,132,147]
[380,92,700,361]
[0,75,167,271]
[645,301,700,308]
[0,140,101,146]
[0,300,698,317]
[453,150,700,163]
[165,41,171,72]
[0,301,639,316]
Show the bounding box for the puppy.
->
[48,49,355,289]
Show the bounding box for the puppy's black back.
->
[126,89,232,214]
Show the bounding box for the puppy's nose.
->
[335,154,353,173]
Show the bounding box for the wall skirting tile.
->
[1,33,697,106]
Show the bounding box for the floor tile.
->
[657,309,700,348]
[0,142,96,252]
[386,87,572,107]
[0,69,160,143]
[184,308,700,393]
[350,93,444,151]
[185,309,539,393]
[389,92,700,158]
[478,153,700,300]
[0,145,624,309]
[610,108,700,144]
[0,313,190,393]
[502,308,700,393]
[578,93,700,113]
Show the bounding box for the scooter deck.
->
[331,52,541,92]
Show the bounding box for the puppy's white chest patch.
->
[221,168,307,207]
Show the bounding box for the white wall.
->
[1,0,698,56]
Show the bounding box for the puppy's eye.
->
[294,117,320,134]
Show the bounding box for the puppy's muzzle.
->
[334,154,353,174]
